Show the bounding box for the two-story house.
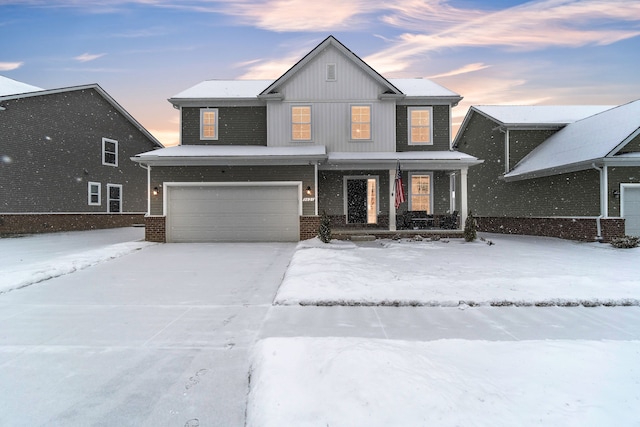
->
[132,36,481,242]
[455,102,640,241]
[0,78,163,234]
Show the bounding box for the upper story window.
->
[200,108,218,140]
[408,107,433,145]
[351,105,371,140]
[102,138,118,166]
[409,173,433,213]
[292,106,311,141]
[88,182,101,206]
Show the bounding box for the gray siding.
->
[0,88,156,213]
[181,106,267,145]
[396,105,450,151]
[150,165,315,215]
[608,166,640,216]
[508,130,557,170]
[617,133,640,154]
[458,112,600,217]
[318,170,391,217]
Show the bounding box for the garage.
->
[622,184,640,237]
[166,183,301,242]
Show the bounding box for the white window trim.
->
[350,104,372,142]
[291,105,312,142]
[342,175,379,224]
[409,172,434,213]
[102,137,118,166]
[408,106,433,146]
[200,108,219,140]
[88,181,101,206]
[107,183,122,213]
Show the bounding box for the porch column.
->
[389,169,396,231]
[460,167,468,230]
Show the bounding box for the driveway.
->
[1,236,639,426]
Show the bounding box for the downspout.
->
[592,163,605,241]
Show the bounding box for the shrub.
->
[318,211,332,243]
[610,235,639,249]
[464,210,477,242]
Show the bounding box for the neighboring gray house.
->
[132,36,481,242]
[455,101,640,241]
[0,78,163,234]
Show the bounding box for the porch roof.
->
[322,151,482,170]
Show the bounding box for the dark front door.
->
[347,179,368,224]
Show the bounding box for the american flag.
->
[394,162,406,209]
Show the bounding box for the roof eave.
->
[131,154,327,167]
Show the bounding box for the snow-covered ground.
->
[247,337,640,427]
[276,234,640,307]
[0,227,152,293]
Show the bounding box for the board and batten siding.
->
[396,105,451,151]
[181,106,267,145]
[150,165,315,216]
[266,44,396,152]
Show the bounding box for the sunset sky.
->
[1,0,639,147]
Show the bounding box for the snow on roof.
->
[0,75,43,97]
[505,99,640,180]
[474,105,614,126]
[133,144,327,162]
[329,151,477,161]
[170,80,273,99]
[389,79,460,98]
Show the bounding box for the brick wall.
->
[0,213,144,235]
[145,216,166,242]
[300,215,320,240]
[476,216,625,242]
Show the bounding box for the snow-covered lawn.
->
[0,227,153,293]
[247,337,640,427]
[275,234,640,307]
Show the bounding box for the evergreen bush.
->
[318,211,332,243]
[610,235,639,249]
[464,210,477,242]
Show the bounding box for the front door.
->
[346,178,378,224]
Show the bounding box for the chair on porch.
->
[439,211,459,229]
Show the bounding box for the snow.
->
[275,234,640,307]
[247,337,640,427]
[389,78,460,97]
[328,150,478,161]
[472,105,614,126]
[505,99,640,180]
[169,79,273,100]
[133,144,326,159]
[0,227,153,293]
[0,75,43,97]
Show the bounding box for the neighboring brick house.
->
[132,36,481,242]
[454,101,640,241]
[0,79,163,234]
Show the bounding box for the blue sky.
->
[1,0,639,146]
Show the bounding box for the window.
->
[200,108,218,140]
[351,105,371,140]
[408,107,432,145]
[88,182,101,206]
[292,106,311,141]
[107,184,122,213]
[410,173,433,213]
[102,138,118,166]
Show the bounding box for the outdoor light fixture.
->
[152,187,159,196]
[306,186,312,195]
[613,189,620,198]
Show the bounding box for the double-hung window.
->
[351,105,371,140]
[292,106,311,141]
[102,138,118,166]
[200,108,218,140]
[88,182,101,206]
[107,184,122,213]
[410,173,433,213]
[408,107,432,145]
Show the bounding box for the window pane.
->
[292,107,311,140]
[411,175,431,213]
[410,108,431,144]
[351,106,371,140]
[109,186,120,199]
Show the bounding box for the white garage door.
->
[622,186,640,236]
[167,184,300,242]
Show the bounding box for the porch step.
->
[349,235,377,242]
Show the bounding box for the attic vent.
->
[326,63,336,81]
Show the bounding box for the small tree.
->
[318,211,332,243]
[464,210,477,242]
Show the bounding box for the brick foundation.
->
[0,213,144,235]
[476,216,625,242]
[300,215,320,240]
[145,216,166,243]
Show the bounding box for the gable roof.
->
[504,99,640,181]
[0,83,163,148]
[0,75,43,97]
[260,35,402,97]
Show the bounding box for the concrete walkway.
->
[1,239,639,426]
